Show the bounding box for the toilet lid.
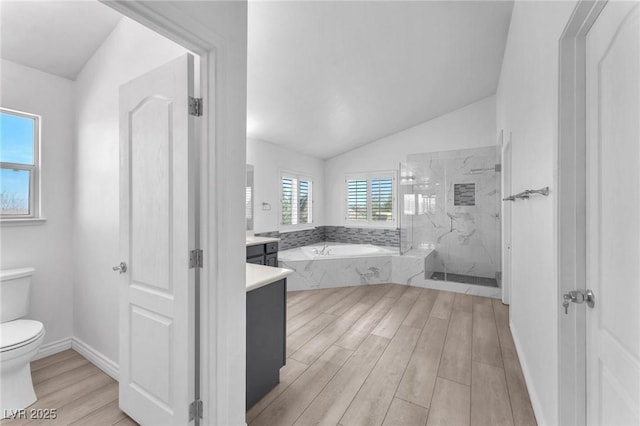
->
[0,319,44,351]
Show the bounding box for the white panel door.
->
[586,2,640,425]
[501,132,512,305]
[119,53,196,425]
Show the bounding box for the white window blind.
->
[347,179,368,221]
[371,178,393,222]
[345,173,396,226]
[281,172,313,227]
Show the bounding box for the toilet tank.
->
[1,267,35,323]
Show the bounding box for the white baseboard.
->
[509,319,545,426]
[34,337,73,361]
[71,337,119,382]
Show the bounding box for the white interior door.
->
[118,53,196,425]
[501,132,512,305]
[586,2,640,425]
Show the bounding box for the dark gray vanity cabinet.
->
[246,278,286,409]
[246,241,279,266]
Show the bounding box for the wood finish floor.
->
[1,350,136,426]
[248,284,536,426]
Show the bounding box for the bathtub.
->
[279,243,398,261]
[279,242,434,291]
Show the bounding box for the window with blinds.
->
[281,172,313,227]
[345,173,395,226]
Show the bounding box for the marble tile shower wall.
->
[255,226,400,250]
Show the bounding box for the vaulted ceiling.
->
[248,1,513,159]
[0,0,121,80]
[1,1,513,160]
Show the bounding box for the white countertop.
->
[246,263,293,292]
[246,236,280,247]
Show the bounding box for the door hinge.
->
[189,249,203,268]
[189,399,203,421]
[189,97,203,117]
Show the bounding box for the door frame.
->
[557,1,607,425]
[500,130,512,305]
[100,2,247,425]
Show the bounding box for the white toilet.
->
[0,268,45,417]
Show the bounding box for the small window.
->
[280,171,313,229]
[345,172,396,226]
[1,108,40,218]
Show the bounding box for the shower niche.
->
[400,146,501,287]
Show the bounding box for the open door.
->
[118,53,197,425]
[585,2,639,424]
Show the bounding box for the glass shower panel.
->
[443,147,500,285]
[404,146,501,287]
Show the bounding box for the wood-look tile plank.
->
[287,287,356,334]
[291,299,374,365]
[382,398,429,426]
[372,286,421,339]
[425,378,470,426]
[31,354,90,385]
[250,345,353,426]
[246,358,309,423]
[503,357,537,426]
[492,300,518,362]
[429,292,455,320]
[402,288,438,330]
[340,325,420,426]
[472,298,503,369]
[335,295,396,351]
[35,363,103,398]
[287,288,340,320]
[438,310,472,386]
[69,399,127,426]
[112,417,138,426]
[287,313,336,357]
[470,362,514,426]
[31,350,78,372]
[294,334,390,425]
[452,293,473,313]
[325,286,369,316]
[395,317,449,408]
[287,289,322,309]
[37,382,118,426]
[382,284,408,300]
[491,299,509,326]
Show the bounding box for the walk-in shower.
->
[399,146,501,287]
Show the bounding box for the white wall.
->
[495,1,577,425]
[0,60,75,347]
[324,95,497,226]
[247,138,325,233]
[73,17,188,363]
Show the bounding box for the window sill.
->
[278,225,316,233]
[343,222,397,229]
[1,217,47,227]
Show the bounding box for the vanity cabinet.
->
[246,241,279,265]
[246,278,286,409]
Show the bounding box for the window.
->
[345,172,395,226]
[1,108,39,218]
[280,172,313,228]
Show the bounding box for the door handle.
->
[112,262,128,274]
[562,289,595,314]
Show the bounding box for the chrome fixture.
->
[112,261,128,274]
[312,244,332,256]
[503,186,550,201]
[562,289,595,314]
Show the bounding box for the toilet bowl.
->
[1,320,45,417]
[0,268,45,418]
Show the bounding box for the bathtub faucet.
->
[313,244,332,256]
